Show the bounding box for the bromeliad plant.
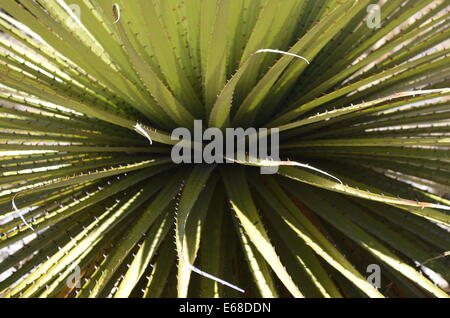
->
[0,0,449,298]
